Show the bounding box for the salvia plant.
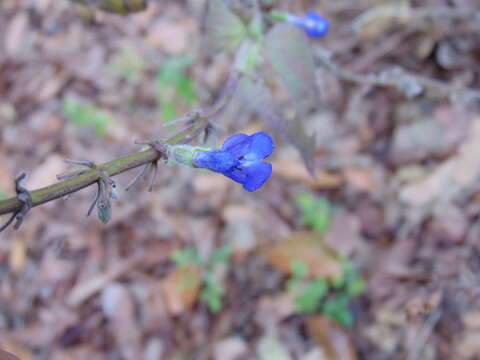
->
[0,0,330,232]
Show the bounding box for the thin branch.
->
[314,47,480,102]
[0,74,239,228]
[0,147,159,217]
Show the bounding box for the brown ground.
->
[1,0,480,359]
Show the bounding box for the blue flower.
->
[287,11,329,38]
[193,132,274,192]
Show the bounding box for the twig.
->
[0,173,33,232]
[315,47,480,102]
[407,309,442,360]
[0,148,159,218]
[0,75,239,231]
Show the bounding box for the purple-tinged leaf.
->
[264,23,319,118]
[236,76,316,175]
[205,0,248,55]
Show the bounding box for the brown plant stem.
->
[0,147,159,216]
[0,72,238,227]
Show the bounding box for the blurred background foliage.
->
[1,0,480,359]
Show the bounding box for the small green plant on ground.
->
[296,192,331,234]
[286,193,365,327]
[170,243,232,313]
[62,97,113,137]
[156,55,198,124]
[108,45,147,83]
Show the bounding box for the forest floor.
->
[1,0,480,359]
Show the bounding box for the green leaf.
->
[234,40,262,76]
[321,295,354,328]
[177,75,197,107]
[296,193,331,234]
[236,74,315,174]
[161,102,178,123]
[171,248,203,267]
[108,44,146,82]
[158,56,194,82]
[62,98,113,137]
[330,274,345,290]
[236,76,278,120]
[342,260,365,296]
[97,199,112,224]
[286,120,317,176]
[286,277,301,294]
[156,56,195,101]
[211,243,232,265]
[264,24,318,174]
[295,278,328,313]
[264,24,318,118]
[346,276,365,297]
[205,0,248,54]
[290,260,308,278]
[200,282,224,313]
[156,55,197,122]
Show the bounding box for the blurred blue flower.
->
[287,11,329,38]
[193,132,274,192]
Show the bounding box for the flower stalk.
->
[0,147,159,217]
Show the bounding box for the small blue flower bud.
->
[287,11,329,38]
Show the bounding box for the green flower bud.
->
[167,144,210,167]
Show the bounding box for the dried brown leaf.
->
[5,13,29,57]
[353,1,411,39]
[0,348,19,360]
[307,316,357,360]
[101,283,142,360]
[266,232,342,280]
[161,265,202,316]
[0,341,32,360]
[400,117,480,207]
[272,160,342,189]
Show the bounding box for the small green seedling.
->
[171,247,203,267]
[295,192,331,234]
[108,46,146,83]
[287,258,364,327]
[156,55,198,123]
[286,193,365,327]
[170,243,232,313]
[63,98,113,137]
[287,261,327,314]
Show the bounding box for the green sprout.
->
[295,192,331,234]
[170,243,232,314]
[285,193,365,327]
[108,45,146,83]
[156,55,198,123]
[62,98,113,137]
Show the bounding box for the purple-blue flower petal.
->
[222,162,272,192]
[193,132,274,191]
[242,162,273,192]
[194,150,238,173]
[221,133,250,156]
[305,11,329,38]
[287,11,329,38]
[249,132,274,159]
[223,167,247,185]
